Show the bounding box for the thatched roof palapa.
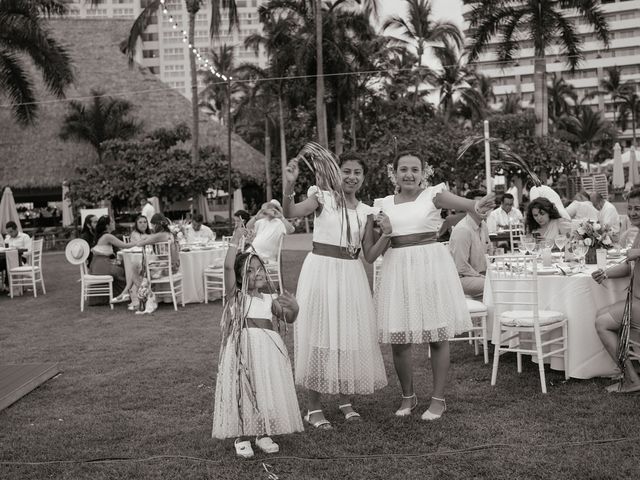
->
[0,19,264,193]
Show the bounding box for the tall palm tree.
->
[618,89,640,147]
[555,105,616,163]
[383,0,462,106]
[118,0,240,164]
[547,73,577,124]
[199,44,241,125]
[466,0,610,137]
[0,0,74,125]
[59,90,142,162]
[599,66,632,128]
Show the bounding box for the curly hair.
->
[525,197,562,233]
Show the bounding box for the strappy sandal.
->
[304,410,332,430]
[234,438,254,458]
[395,394,418,417]
[338,403,361,421]
[255,436,279,454]
[421,397,446,421]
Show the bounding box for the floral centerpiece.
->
[573,220,614,263]
[168,219,188,245]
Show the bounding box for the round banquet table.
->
[483,260,630,380]
[120,244,227,304]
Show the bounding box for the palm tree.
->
[431,42,485,123]
[383,0,462,106]
[600,67,633,129]
[199,44,242,125]
[555,105,616,164]
[547,73,577,124]
[466,0,610,137]
[59,90,142,162]
[118,0,240,164]
[0,0,74,125]
[618,89,640,147]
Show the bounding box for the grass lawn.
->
[1,251,639,480]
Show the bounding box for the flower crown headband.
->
[386,162,435,194]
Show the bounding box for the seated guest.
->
[566,191,599,222]
[591,188,640,394]
[486,193,523,235]
[437,209,465,242]
[525,198,571,241]
[4,221,31,251]
[111,215,152,307]
[130,214,151,242]
[591,192,620,238]
[185,214,215,243]
[233,209,251,227]
[246,200,294,262]
[80,215,98,267]
[448,190,491,298]
[90,216,132,305]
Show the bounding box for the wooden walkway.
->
[0,363,60,412]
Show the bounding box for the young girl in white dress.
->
[212,227,303,458]
[369,152,494,421]
[283,152,387,429]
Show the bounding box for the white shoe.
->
[255,436,279,454]
[110,292,130,304]
[395,394,418,417]
[234,439,254,458]
[421,397,446,421]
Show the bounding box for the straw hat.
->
[65,239,90,265]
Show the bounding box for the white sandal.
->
[421,397,446,421]
[395,394,418,417]
[255,436,279,454]
[303,409,332,429]
[234,438,254,458]
[338,403,361,421]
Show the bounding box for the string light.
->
[158,0,231,81]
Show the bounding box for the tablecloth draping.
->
[483,263,628,379]
[120,244,227,304]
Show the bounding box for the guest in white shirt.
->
[566,191,599,222]
[448,191,491,298]
[590,192,620,237]
[185,214,215,243]
[140,197,155,222]
[506,180,519,210]
[486,193,523,235]
[4,221,31,250]
[247,200,294,262]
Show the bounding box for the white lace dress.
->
[294,187,388,394]
[375,184,472,343]
[212,294,303,439]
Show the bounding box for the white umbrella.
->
[233,189,244,213]
[630,146,639,187]
[0,187,22,235]
[61,182,74,227]
[613,143,625,189]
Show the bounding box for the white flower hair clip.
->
[387,162,435,194]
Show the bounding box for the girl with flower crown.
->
[283,151,387,429]
[368,151,494,421]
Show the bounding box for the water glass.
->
[596,249,607,270]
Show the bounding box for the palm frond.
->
[0,50,37,125]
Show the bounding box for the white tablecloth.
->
[121,245,226,304]
[483,263,629,379]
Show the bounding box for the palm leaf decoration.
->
[456,135,542,187]
[617,270,634,377]
[294,142,344,195]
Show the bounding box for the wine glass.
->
[555,235,567,261]
[523,236,537,256]
[573,241,588,271]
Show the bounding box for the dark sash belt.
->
[390,232,438,249]
[246,318,274,330]
[312,242,361,260]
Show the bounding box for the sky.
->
[379,0,465,28]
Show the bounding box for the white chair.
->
[508,224,525,253]
[203,264,226,306]
[65,239,113,312]
[8,238,45,298]
[264,236,284,294]
[222,235,233,245]
[486,254,568,393]
[146,241,183,311]
[122,235,131,243]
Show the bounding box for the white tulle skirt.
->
[212,328,303,439]
[375,242,472,344]
[294,253,388,394]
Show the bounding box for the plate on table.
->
[607,250,624,259]
[531,265,559,275]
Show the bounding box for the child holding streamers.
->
[212,227,303,458]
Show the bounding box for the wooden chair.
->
[203,265,225,306]
[146,241,183,311]
[65,239,114,312]
[486,254,568,393]
[8,239,46,298]
[508,224,525,253]
[264,236,284,294]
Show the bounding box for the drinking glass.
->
[573,242,588,271]
[523,236,536,255]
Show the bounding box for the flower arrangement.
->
[574,220,614,249]
[168,219,188,243]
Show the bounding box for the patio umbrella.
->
[61,182,74,227]
[0,187,22,235]
[612,143,625,189]
[630,146,639,187]
[233,189,244,213]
